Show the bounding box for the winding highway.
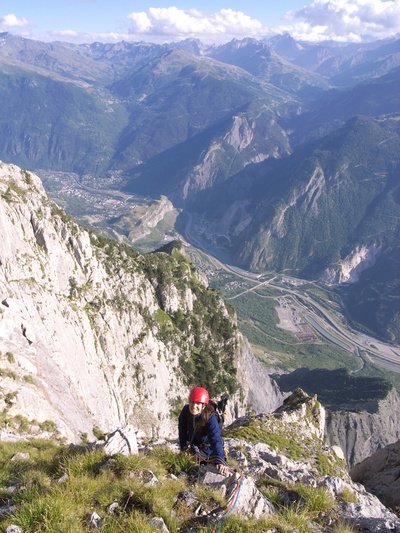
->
[182,213,400,373]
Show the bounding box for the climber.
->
[178,386,229,475]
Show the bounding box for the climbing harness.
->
[192,445,244,533]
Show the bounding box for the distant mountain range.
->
[0,31,399,342]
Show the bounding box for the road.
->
[183,213,400,373]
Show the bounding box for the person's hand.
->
[216,463,230,475]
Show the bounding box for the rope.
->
[213,473,243,533]
[192,445,244,533]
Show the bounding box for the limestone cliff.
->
[0,162,282,444]
[324,387,400,468]
[351,439,400,516]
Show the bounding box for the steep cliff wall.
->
[351,439,400,515]
[324,387,400,468]
[0,162,282,443]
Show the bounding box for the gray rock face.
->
[5,526,23,533]
[322,243,382,284]
[325,387,400,468]
[245,337,285,414]
[0,162,282,443]
[149,517,169,532]
[350,440,400,515]
[320,476,400,533]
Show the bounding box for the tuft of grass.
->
[332,521,357,533]
[260,484,281,506]
[224,417,312,461]
[339,486,358,504]
[148,446,197,476]
[39,420,58,433]
[6,351,16,364]
[194,482,226,509]
[1,181,27,202]
[215,515,275,532]
[14,496,71,532]
[0,367,17,379]
[295,483,337,518]
[315,447,347,477]
[92,426,107,440]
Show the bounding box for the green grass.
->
[339,487,358,504]
[0,437,352,533]
[0,442,195,533]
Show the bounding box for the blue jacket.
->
[178,404,225,463]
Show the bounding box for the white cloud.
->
[48,29,81,39]
[278,0,400,42]
[0,13,29,29]
[46,30,131,44]
[46,7,265,45]
[126,7,268,42]
[5,2,398,45]
[128,12,153,34]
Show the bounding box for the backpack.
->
[209,393,229,430]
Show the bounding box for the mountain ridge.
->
[0,31,399,343]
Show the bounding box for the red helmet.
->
[189,387,209,404]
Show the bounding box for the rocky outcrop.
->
[223,115,253,152]
[322,243,382,284]
[95,425,139,456]
[127,195,175,243]
[324,387,400,468]
[211,390,400,531]
[351,440,400,515]
[178,110,290,204]
[198,466,275,520]
[0,162,282,444]
[245,338,285,415]
[274,386,325,439]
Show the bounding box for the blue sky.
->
[1,0,399,44]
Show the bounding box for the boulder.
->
[350,440,400,513]
[96,425,138,456]
[198,465,275,519]
[149,517,170,532]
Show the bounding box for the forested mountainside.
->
[0,162,283,443]
[0,31,399,342]
[233,116,400,341]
